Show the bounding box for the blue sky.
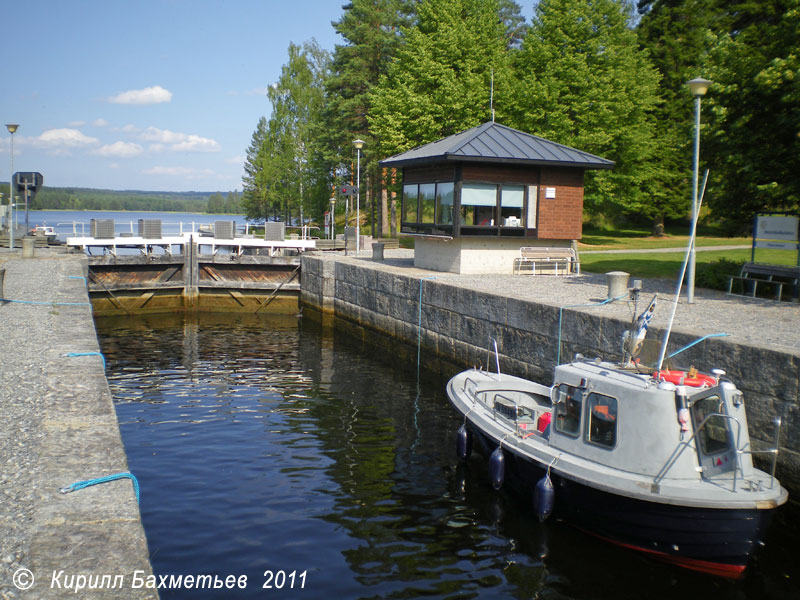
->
[0,0,345,192]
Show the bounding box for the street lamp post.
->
[5,124,18,250]
[330,197,336,240]
[353,139,365,255]
[685,78,711,304]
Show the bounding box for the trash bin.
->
[372,242,385,261]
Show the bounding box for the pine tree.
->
[322,0,416,236]
[369,0,511,159]
[240,117,269,221]
[508,0,661,219]
[498,0,528,48]
[636,0,727,234]
[703,0,800,231]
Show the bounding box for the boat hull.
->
[468,424,776,578]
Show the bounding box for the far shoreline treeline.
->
[9,185,243,215]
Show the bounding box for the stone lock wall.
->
[301,254,800,501]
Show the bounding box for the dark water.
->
[96,313,800,600]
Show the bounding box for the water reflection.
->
[96,314,800,600]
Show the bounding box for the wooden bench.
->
[513,247,580,276]
[727,262,800,301]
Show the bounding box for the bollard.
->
[372,242,385,261]
[22,237,35,259]
[606,271,630,300]
[0,267,4,298]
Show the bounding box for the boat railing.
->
[654,412,751,491]
[485,337,501,380]
[738,417,782,491]
[463,377,478,399]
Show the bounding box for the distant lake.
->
[26,209,248,240]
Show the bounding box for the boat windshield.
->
[553,384,582,437]
[585,393,617,449]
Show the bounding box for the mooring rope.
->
[0,297,90,306]
[65,351,107,370]
[60,472,140,504]
[556,293,629,365]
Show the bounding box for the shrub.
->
[694,258,745,291]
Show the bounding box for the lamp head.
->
[686,78,712,97]
[352,138,365,150]
[5,124,19,134]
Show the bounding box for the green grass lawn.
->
[579,225,751,251]
[580,248,797,279]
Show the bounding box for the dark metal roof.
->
[379,122,614,170]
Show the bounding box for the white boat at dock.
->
[447,320,788,578]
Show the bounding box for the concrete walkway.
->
[1,248,155,599]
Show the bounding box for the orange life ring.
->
[658,370,716,388]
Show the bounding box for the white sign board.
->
[545,187,556,199]
[754,215,799,250]
[755,215,798,241]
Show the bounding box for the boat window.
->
[554,384,582,437]
[585,393,617,449]
[692,395,731,455]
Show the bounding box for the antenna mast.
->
[490,69,495,122]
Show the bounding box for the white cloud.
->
[92,118,110,127]
[136,127,221,153]
[27,128,99,155]
[172,135,221,153]
[143,166,215,179]
[226,155,245,165]
[108,85,173,105]
[68,120,87,127]
[91,141,144,157]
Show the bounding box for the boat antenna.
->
[656,169,710,372]
[490,69,495,122]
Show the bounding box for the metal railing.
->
[485,337,501,380]
[654,414,781,492]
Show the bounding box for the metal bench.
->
[727,262,800,301]
[513,247,580,276]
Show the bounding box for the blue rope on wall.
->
[66,351,107,370]
[0,297,91,306]
[60,472,140,504]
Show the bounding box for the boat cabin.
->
[379,122,614,274]
[549,361,750,483]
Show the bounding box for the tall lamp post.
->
[685,78,711,304]
[330,197,336,240]
[5,124,19,250]
[353,139,365,255]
